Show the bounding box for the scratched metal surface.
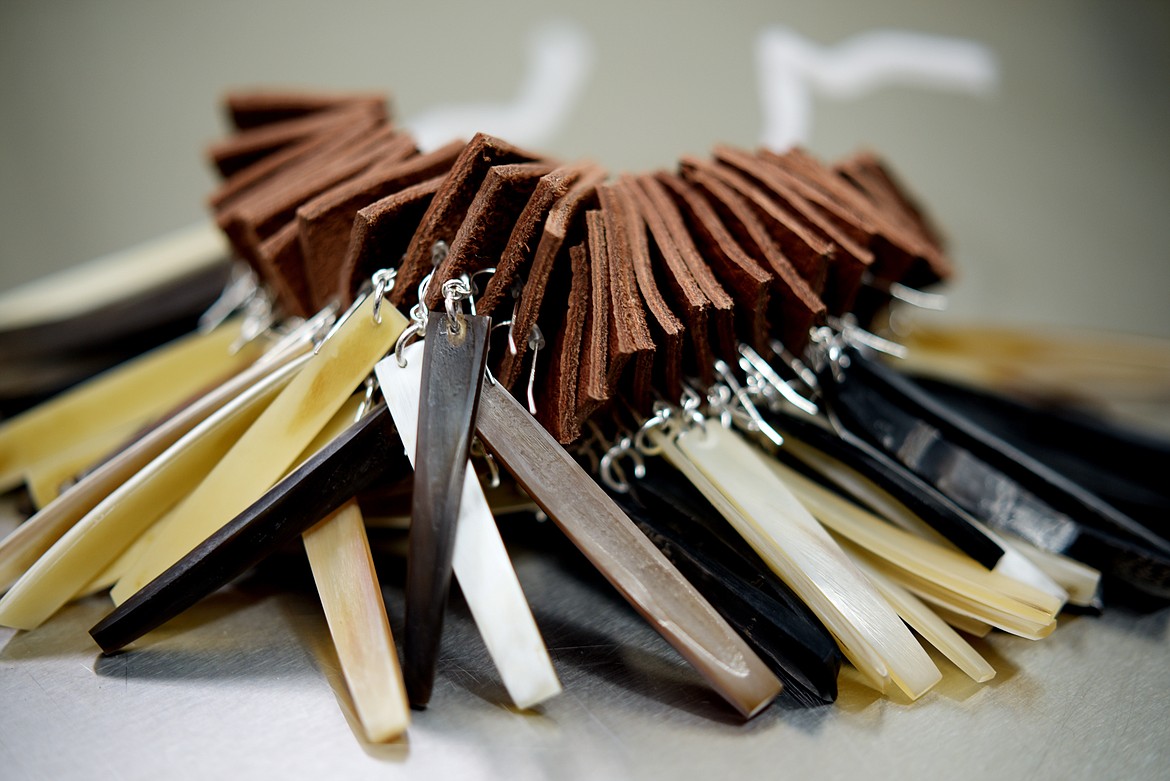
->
[1,502,1168,781]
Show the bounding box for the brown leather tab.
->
[602,183,678,409]
[208,100,387,177]
[540,241,590,443]
[339,175,444,301]
[478,163,594,316]
[834,151,952,283]
[390,134,540,309]
[496,166,606,389]
[577,210,611,420]
[214,119,389,265]
[679,164,823,352]
[681,156,831,293]
[221,127,406,252]
[761,147,936,284]
[656,173,773,352]
[209,106,382,211]
[428,161,557,307]
[713,147,872,313]
[593,187,655,409]
[620,177,711,385]
[634,175,738,377]
[296,140,462,309]
[256,221,314,317]
[225,90,387,130]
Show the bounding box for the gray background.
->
[1,0,1169,337]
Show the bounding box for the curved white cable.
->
[756,26,999,150]
[405,20,594,152]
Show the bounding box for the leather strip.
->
[681,156,831,293]
[540,242,590,443]
[598,187,655,406]
[763,147,939,284]
[256,221,313,316]
[208,108,371,211]
[225,90,387,131]
[603,183,679,408]
[221,127,407,255]
[680,163,826,354]
[496,166,605,389]
[635,175,738,377]
[577,210,611,421]
[338,175,444,303]
[429,161,557,306]
[834,152,952,283]
[714,147,872,313]
[297,140,460,309]
[390,134,540,309]
[208,100,387,177]
[656,173,773,351]
[477,163,590,316]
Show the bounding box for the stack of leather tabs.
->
[1,89,1168,744]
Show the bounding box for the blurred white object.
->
[756,27,998,150]
[405,20,594,152]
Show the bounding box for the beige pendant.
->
[0,354,307,630]
[0,317,262,493]
[304,500,410,742]
[659,424,942,700]
[109,296,407,604]
[771,458,1059,639]
[378,343,562,710]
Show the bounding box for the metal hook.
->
[829,314,908,359]
[506,280,524,355]
[737,343,819,416]
[441,276,472,342]
[314,282,371,355]
[525,324,545,415]
[199,262,260,334]
[371,268,397,325]
[863,272,948,311]
[467,267,497,316]
[354,375,380,422]
[714,360,785,447]
[469,437,501,489]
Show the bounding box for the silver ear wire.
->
[863,272,948,311]
[354,375,380,422]
[738,343,819,416]
[829,314,908,358]
[507,280,524,355]
[714,359,785,447]
[371,268,397,325]
[199,262,261,334]
[467,267,497,316]
[441,276,472,342]
[525,324,546,415]
[314,280,374,355]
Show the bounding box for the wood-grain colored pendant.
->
[403,312,489,707]
[89,403,408,652]
[0,354,307,630]
[475,382,782,719]
[378,342,561,712]
[108,295,407,604]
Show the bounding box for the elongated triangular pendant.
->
[404,312,489,707]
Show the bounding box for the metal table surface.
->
[2,502,1167,781]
